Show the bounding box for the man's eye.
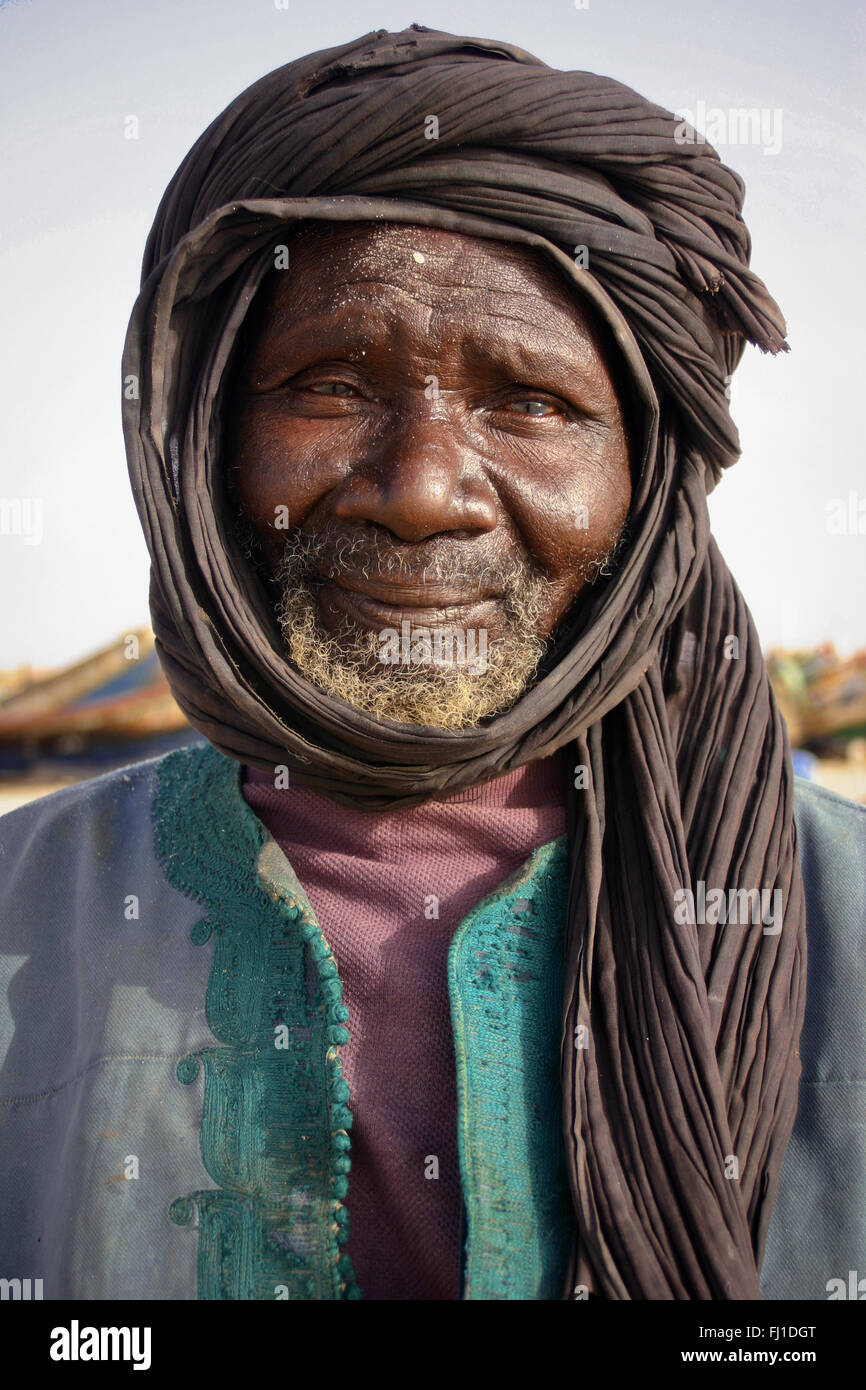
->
[306,381,358,397]
[507,398,559,417]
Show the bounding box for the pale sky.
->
[1,0,863,668]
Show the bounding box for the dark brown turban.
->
[123,25,805,1300]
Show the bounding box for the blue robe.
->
[0,741,863,1300]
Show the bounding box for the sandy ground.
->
[0,778,81,816]
[2,761,865,818]
[811,760,866,804]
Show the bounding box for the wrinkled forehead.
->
[245,220,616,359]
[258,218,602,306]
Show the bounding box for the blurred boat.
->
[0,629,200,773]
[767,643,866,754]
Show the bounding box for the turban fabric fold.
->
[123,25,806,1299]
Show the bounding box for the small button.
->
[190,920,212,945]
[176,1054,200,1085]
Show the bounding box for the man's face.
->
[226,221,632,728]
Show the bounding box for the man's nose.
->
[331,412,499,541]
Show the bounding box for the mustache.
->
[231,505,629,615]
[273,523,546,597]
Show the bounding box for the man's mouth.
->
[318,576,502,631]
[272,541,552,725]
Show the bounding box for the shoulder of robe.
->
[792,776,866,1075]
[761,779,866,1298]
[793,777,866,958]
[0,745,211,950]
[794,774,866,842]
[0,754,161,866]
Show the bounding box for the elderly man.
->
[0,26,864,1303]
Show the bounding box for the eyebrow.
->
[254,300,602,382]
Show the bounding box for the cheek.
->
[230,403,351,541]
[501,425,632,578]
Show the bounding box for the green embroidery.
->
[154,742,360,1300]
[449,835,575,1300]
[155,739,572,1300]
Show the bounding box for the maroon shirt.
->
[242,756,567,1299]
